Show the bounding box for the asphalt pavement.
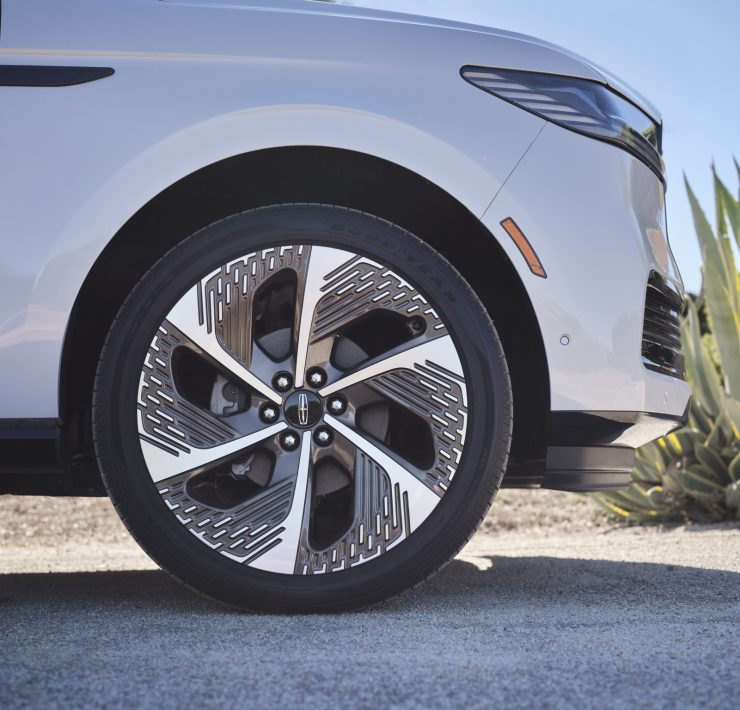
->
[1,524,738,709]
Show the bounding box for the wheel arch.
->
[59,146,549,481]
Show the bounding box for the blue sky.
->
[329,0,740,292]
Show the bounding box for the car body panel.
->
[0,0,687,433]
[482,122,689,416]
[0,0,550,417]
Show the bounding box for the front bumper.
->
[483,121,691,491]
[504,407,689,491]
[541,406,688,491]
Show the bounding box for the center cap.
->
[283,390,323,428]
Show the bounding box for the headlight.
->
[461,66,664,180]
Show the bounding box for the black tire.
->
[93,204,512,612]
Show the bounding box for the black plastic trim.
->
[642,271,685,379]
[542,408,688,492]
[0,65,114,87]
[0,417,59,432]
[502,406,689,491]
[0,419,105,495]
[547,410,688,449]
[542,469,633,492]
[543,445,635,492]
[0,471,106,496]
[0,418,61,472]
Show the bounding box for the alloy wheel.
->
[137,244,469,575]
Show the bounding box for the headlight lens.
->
[461,66,664,180]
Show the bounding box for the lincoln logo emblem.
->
[298,393,309,426]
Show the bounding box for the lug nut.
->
[410,317,426,334]
[313,427,333,447]
[306,367,327,388]
[260,403,279,423]
[273,372,293,393]
[280,430,300,451]
[327,396,347,415]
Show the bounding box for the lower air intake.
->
[642,272,685,379]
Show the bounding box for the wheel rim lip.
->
[135,240,470,575]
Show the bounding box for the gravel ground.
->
[1,490,738,709]
[0,488,606,549]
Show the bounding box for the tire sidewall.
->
[94,205,511,611]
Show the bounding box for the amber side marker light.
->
[500,217,547,278]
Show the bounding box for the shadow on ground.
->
[1,555,737,614]
[2,555,738,708]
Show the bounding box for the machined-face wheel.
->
[138,244,468,574]
[94,205,511,611]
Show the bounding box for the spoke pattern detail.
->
[248,432,313,572]
[294,246,358,387]
[319,334,463,398]
[156,464,296,565]
[325,414,440,528]
[201,246,309,368]
[367,361,468,493]
[141,422,286,483]
[312,256,446,340]
[137,323,239,455]
[296,451,407,575]
[167,286,281,404]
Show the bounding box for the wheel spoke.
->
[319,334,462,397]
[295,431,407,574]
[166,285,281,404]
[294,246,357,387]
[141,420,286,483]
[324,414,439,532]
[139,240,471,578]
[247,431,313,573]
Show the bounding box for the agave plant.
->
[595,163,740,522]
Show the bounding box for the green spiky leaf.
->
[693,444,731,484]
[671,467,725,500]
[714,169,739,248]
[686,179,740,399]
[682,300,723,415]
[728,452,740,483]
[725,480,740,515]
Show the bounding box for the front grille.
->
[642,272,685,379]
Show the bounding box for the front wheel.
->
[93,204,512,612]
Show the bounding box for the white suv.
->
[0,0,690,611]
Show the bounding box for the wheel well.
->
[60,147,548,476]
